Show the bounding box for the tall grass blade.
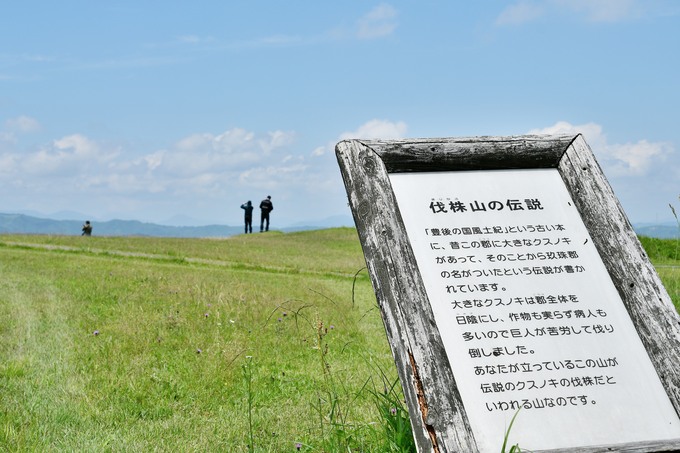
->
[501,409,521,453]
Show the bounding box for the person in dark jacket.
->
[81,220,93,236]
[240,201,254,234]
[259,195,273,232]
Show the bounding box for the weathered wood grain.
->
[335,134,680,453]
[531,438,680,453]
[336,140,479,452]
[557,136,680,415]
[357,135,576,172]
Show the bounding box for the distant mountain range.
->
[1,212,678,239]
[632,222,680,239]
[0,212,355,238]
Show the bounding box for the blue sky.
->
[1,1,679,227]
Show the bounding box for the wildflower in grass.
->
[93,330,100,336]
[390,407,397,416]
[329,325,335,330]
[204,312,209,317]
[278,317,282,322]
[295,442,302,450]
[196,348,202,354]
[283,312,287,317]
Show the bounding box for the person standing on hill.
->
[259,195,273,232]
[240,200,254,234]
[81,220,93,236]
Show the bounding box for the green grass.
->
[1,230,679,451]
[0,229,406,452]
[0,228,364,277]
[639,235,680,264]
[639,235,680,311]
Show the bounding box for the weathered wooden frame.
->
[335,135,680,453]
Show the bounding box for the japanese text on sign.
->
[389,169,680,453]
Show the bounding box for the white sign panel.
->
[389,168,680,452]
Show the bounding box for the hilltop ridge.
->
[0,212,355,237]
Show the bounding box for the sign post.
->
[336,135,680,453]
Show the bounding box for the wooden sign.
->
[335,135,680,453]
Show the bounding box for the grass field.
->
[1,229,679,452]
[0,229,413,452]
[638,235,680,312]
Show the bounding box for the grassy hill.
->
[0,212,244,237]
[0,228,414,452]
[1,229,679,451]
[0,212,354,237]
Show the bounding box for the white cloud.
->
[528,120,604,148]
[313,119,408,157]
[211,128,256,152]
[553,0,639,22]
[528,121,672,176]
[53,134,100,157]
[15,133,120,178]
[178,35,201,44]
[356,4,398,39]
[0,153,16,173]
[257,35,304,46]
[496,1,545,25]
[339,118,408,141]
[22,54,57,63]
[0,126,297,196]
[0,131,17,146]
[497,0,642,25]
[238,162,310,191]
[162,128,295,176]
[0,115,40,151]
[605,140,671,175]
[0,123,364,224]
[259,130,296,154]
[4,115,41,133]
[176,133,217,151]
[144,150,164,170]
